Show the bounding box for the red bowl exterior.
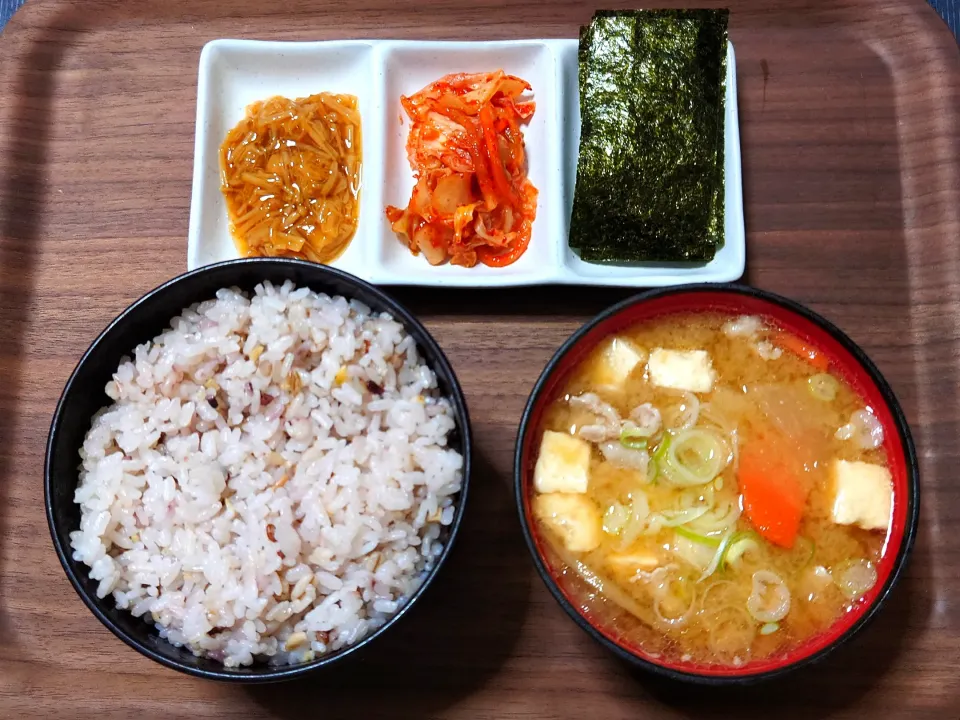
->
[514,284,919,684]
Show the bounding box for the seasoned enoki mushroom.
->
[836,408,884,449]
[570,392,622,442]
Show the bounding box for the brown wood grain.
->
[0,0,959,717]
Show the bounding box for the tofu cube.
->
[830,460,893,531]
[648,348,717,393]
[604,550,660,574]
[533,493,602,552]
[534,431,591,494]
[593,337,646,389]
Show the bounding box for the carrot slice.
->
[476,230,530,267]
[775,331,830,372]
[738,443,807,548]
[479,104,521,208]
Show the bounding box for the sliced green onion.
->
[675,525,721,548]
[747,571,791,622]
[760,622,780,635]
[652,433,671,460]
[619,427,649,451]
[673,532,718,571]
[697,532,735,583]
[679,484,714,510]
[833,559,877,600]
[661,428,730,487]
[619,493,651,548]
[643,512,665,537]
[663,391,700,431]
[653,573,698,628]
[648,433,672,484]
[723,531,761,570]
[689,500,742,534]
[808,373,839,402]
[646,458,659,485]
[659,506,710,527]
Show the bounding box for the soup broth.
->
[531,312,892,668]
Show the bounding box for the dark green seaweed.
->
[570,9,728,263]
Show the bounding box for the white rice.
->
[69,280,464,667]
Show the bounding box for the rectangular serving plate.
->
[188,39,744,287]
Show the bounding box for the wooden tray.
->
[1,1,958,717]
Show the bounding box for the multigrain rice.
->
[69,281,463,666]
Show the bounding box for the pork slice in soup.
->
[532,312,893,668]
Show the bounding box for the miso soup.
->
[531,313,893,668]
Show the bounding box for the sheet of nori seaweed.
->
[569,9,727,263]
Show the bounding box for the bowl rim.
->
[513,282,920,685]
[45,257,473,682]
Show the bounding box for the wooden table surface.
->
[1,1,959,718]
[6,0,960,39]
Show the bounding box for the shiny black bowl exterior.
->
[45,258,472,682]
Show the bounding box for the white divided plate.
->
[188,39,744,287]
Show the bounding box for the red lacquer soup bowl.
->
[514,284,919,684]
